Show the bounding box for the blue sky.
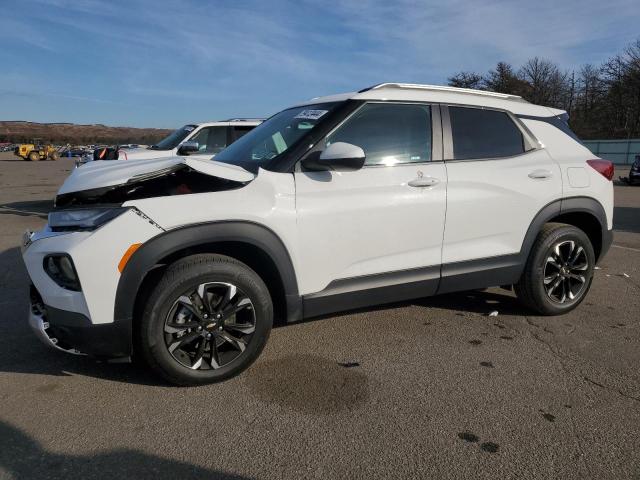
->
[1,0,639,128]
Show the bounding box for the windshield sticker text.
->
[294,110,329,121]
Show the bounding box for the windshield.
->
[150,124,198,150]
[213,103,340,171]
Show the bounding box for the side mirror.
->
[302,142,366,172]
[177,141,199,155]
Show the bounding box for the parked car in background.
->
[119,119,262,161]
[628,155,640,185]
[22,83,613,385]
[0,143,17,152]
[60,147,89,157]
[119,144,145,150]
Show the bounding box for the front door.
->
[294,102,448,311]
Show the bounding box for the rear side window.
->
[449,107,525,160]
[327,103,431,166]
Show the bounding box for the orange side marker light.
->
[118,243,142,272]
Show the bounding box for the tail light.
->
[586,159,614,181]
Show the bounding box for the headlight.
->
[48,207,129,231]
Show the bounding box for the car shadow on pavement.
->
[0,200,54,219]
[415,289,529,316]
[0,419,252,480]
[614,206,640,234]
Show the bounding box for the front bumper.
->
[21,209,163,358]
[28,285,83,355]
[29,284,132,358]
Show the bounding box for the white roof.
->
[301,83,564,117]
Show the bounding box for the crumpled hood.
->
[59,156,255,195]
[117,147,173,161]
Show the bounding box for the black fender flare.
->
[519,196,609,264]
[113,221,302,337]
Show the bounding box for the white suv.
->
[22,83,614,385]
[119,119,262,161]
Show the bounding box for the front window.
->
[213,103,340,171]
[189,126,228,155]
[326,103,432,166]
[150,124,198,151]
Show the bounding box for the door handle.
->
[408,176,440,187]
[528,169,553,179]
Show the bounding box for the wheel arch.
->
[115,221,303,347]
[521,197,610,264]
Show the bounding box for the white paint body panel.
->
[442,149,562,263]
[523,119,614,229]
[567,167,590,188]
[294,163,447,294]
[23,210,162,324]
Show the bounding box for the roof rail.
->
[360,83,527,102]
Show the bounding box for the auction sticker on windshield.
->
[294,110,329,120]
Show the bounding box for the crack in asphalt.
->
[583,376,640,404]
[522,314,592,478]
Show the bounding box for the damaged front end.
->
[54,158,255,208]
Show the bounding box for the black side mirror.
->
[302,142,366,172]
[177,141,199,155]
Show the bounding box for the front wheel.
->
[28,151,40,161]
[515,223,595,315]
[139,254,273,386]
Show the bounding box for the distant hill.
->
[0,121,172,145]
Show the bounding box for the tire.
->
[139,254,272,386]
[515,223,595,315]
[28,151,40,162]
[49,151,59,161]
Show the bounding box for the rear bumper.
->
[29,285,131,359]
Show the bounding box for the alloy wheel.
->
[543,240,589,304]
[163,282,256,370]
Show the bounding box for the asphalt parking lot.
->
[0,153,638,479]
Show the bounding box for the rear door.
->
[294,102,447,304]
[440,105,562,285]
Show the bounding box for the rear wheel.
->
[49,151,59,161]
[28,151,40,162]
[515,223,595,315]
[139,254,272,386]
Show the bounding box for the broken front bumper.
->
[28,285,83,355]
[28,284,132,358]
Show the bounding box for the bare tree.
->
[518,57,569,108]
[484,62,527,95]
[447,71,484,89]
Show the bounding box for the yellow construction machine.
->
[14,139,59,161]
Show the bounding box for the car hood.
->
[59,156,255,195]
[118,147,178,160]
